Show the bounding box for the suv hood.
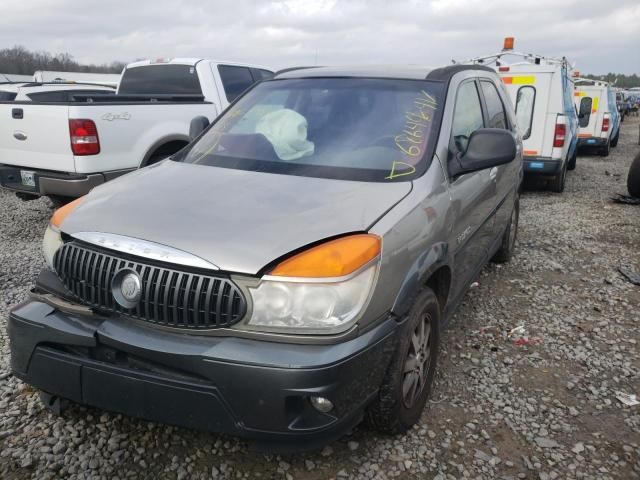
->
[61,161,411,275]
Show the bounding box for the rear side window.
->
[515,86,536,139]
[0,91,17,101]
[578,97,592,128]
[480,81,508,129]
[119,65,203,95]
[451,81,484,153]
[218,65,255,102]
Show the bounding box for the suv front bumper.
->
[8,296,397,450]
[0,165,133,198]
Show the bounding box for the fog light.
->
[310,396,334,413]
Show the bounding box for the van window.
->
[252,69,274,81]
[451,81,484,153]
[218,65,256,102]
[0,91,17,101]
[480,81,508,129]
[515,86,535,139]
[119,64,203,96]
[578,97,592,128]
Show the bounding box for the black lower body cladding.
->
[8,298,398,451]
[522,157,562,176]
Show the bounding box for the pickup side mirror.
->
[189,116,210,141]
[449,128,516,178]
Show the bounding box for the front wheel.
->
[367,288,440,434]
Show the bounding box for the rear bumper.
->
[577,137,607,148]
[523,157,562,175]
[8,296,397,451]
[0,165,133,197]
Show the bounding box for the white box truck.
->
[469,38,579,192]
[574,78,621,157]
[0,59,272,205]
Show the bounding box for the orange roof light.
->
[270,234,381,278]
[573,71,580,77]
[503,37,515,50]
[51,196,85,229]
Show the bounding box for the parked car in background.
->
[468,37,578,192]
[10,82,115,102]
[0,58,273,205]
[8,64,522,450]
[32,70,121,87]
[574,78,621,156]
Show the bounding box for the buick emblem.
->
[112,269,142,309]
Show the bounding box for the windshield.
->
[180,78,444,182]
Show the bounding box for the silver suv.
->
[9,65,522,450]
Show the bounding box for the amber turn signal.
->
[270,234,381,278]
[51,196,85,229]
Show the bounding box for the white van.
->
[574,78,621,157]
[469,38,579,192]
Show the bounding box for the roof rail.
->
[462,51,572,70]
[574,77,611,87]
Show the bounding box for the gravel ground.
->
[1,118,639,480]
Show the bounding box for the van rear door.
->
[576,90,597,137]
[0,103,76,172]
[506,72,551,158]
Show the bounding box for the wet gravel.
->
[1,118,639,479]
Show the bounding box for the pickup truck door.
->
[0,103,75,172]
[446,80,497,300]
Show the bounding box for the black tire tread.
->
[628,153,640,198]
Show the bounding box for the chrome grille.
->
[53,241,246,329]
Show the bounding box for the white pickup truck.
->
[0,58,273,204]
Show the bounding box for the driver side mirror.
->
[449,128,516,178]
[189,116,210,141]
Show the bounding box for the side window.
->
[480,81,508,129]
[218,65,256,102]
[252,68,274,81]
[578,97,592,127]
[451,81,484,153]
[515,86,536,139]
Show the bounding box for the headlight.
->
[42,225,63,269]
[42,195,85,270]
[242,234,381,334]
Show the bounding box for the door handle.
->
[13,131,27,141]
[489,167,498,181]
[12,108,23,119]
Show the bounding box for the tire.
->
[628,152,640,198]
[610,130,619,148]
[550,162,567,193]
[367,288,440,434]
[492,194,519,263]
[567,149,577,171]
[48,195,74,208]
[599,140,610,157]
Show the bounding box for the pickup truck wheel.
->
[492,194,519,263]
[367,288,440,434]
[628,152,640,198]
[48,195,74,209]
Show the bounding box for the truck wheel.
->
[367,288,440,434]
[610,130,619,148]
[550,162,567,193]
[492,194,519,263]
[599,140,610,157]
[628,152,640,198]
[567,150,577,171]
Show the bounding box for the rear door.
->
[0,103,75,172]
[575,88,599,137]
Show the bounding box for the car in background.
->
[0,58,273,205]
[9,64,522,450]
[468,37,578,192]
[574,78,621,156]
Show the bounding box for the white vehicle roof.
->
[125,58,272,71]
[33,70,121,86]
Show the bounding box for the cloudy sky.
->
[4,0,639,74]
